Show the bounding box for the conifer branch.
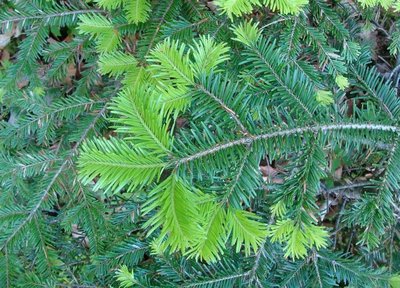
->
[195,83,250,135]
[15,99,106,133]
[221,146,252,203]
[297,20,344,76]
[33,217,53,272]
[0,104,108,251]
[286,17,298,57]
[166,18,210,39]
[1,161,70,251]
[250,45,314,118]
[10,23,47,83]
[279,256,310,287]
[316,254,389,281]
[176,123,399,165]
[0,9,104,25]
[182,272,249,287]
[350,65,398,120]
[247,244,267,283]
[313,253,323,288]
[4,247,10,288]
[145,0,175,56]
[3,156,63,179]
[1,0,399,284]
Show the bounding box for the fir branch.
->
[211,16,228,39]
[176,123,399,166]
[20,99,106,132]
[144,0,175,56]
[98,244,147,267]
[1,161,69,250]
[1,98,107,146]
[316,253,388,282]
[0,9,104,26]
[183,0,203,18]
[350,65,400,120]
[296,19,346,76]
[285,17,298,58]
[2,0,400,284]
[182,272,248,287]
[194,82,250,135]
[222,147,252,203]
[6,23,47,87]
[164,18,210,40]
[0,104,108,251]
[250,43,315,118]
[4,247,10,288]
[355,138,400,247]
[55,284,97,288]
[278,256,310,287]
[32,217,54,274]
[67,169,105,254]
[12,156,63,179]
[313,253,323,288]
[247,244,267,283]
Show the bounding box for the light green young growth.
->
[78,138,166,193]
[190,36,230,75]
[263,0,308,14]
[271,200,287,218]
[98,31,121,52]
[110,86,171,153]
[124,0,151,24]
[268,220,328,259]
[390,275,400,288]
[231,21,261,47]
[186,201,227,262]
[358,0,395,8]
[336,75,350,90]
[147,39,195,113]
[98,51,138,77]
[78,14,114,36]
[115,265,136,288]
[216,0,307,17]
[316,90,334,106]
[147,39,194,88]
[95,0,124,10]
[147,37,231,113]
[148,37,231,84]
[215,0,262,19]
[123,66,152,88]
[78,14,121,52]
[95,0,150,24]
[226,208,268,255]
[139,159,267,261]
[217,0,399,18]
[143,175,203,253]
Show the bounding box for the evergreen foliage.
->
[1,0,400,287]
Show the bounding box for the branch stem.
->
[176,123,398,166]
